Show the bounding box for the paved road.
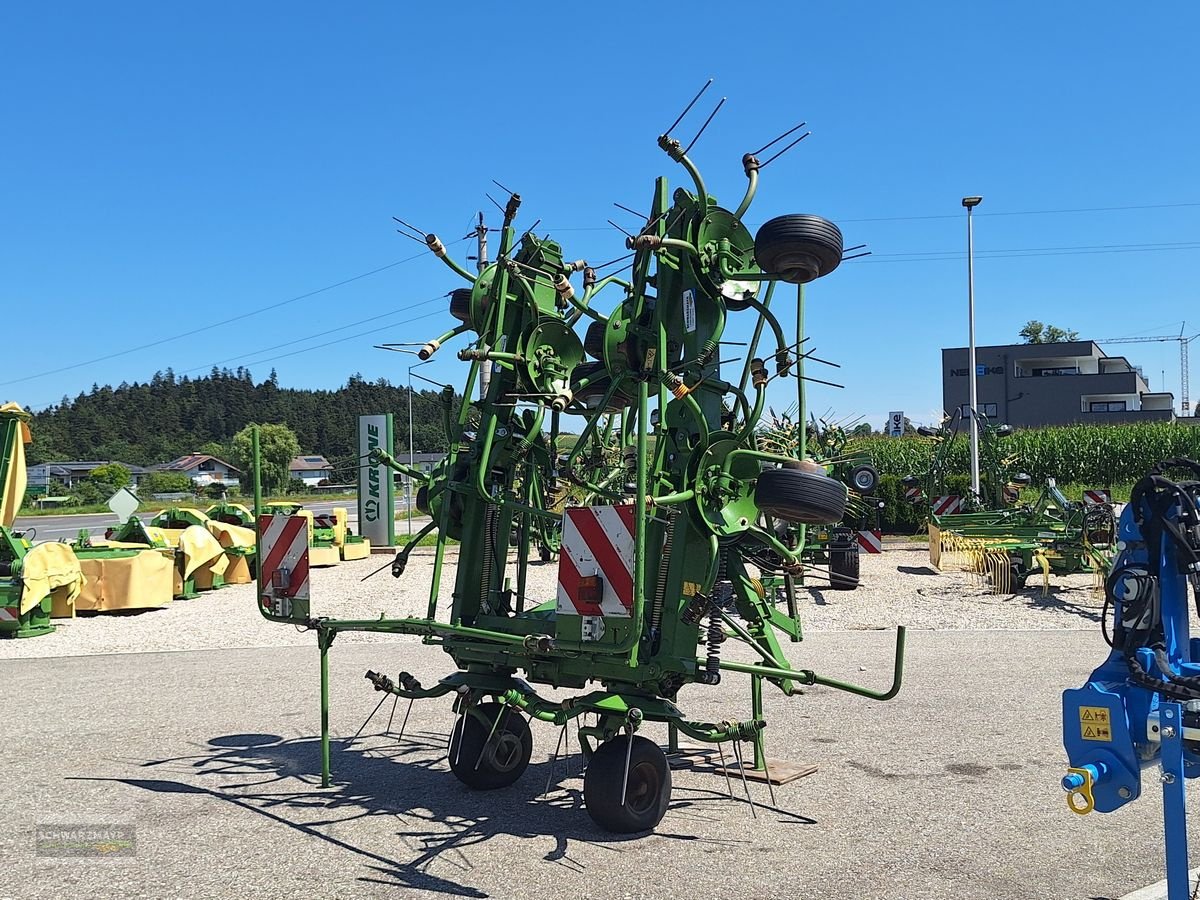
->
[0,630,1186,899]
[14,499,414,544]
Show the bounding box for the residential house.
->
[155,454,241,487]
[289,455,335,486]
[27,461,149,489]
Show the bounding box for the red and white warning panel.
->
[857,529,883,554]
[557,505,636,618]
[1083,489,1112,506]
[903,486,922,504]
[258,514,310,619]
[931,495,962,517]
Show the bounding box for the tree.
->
[88,463,132,490]
[197,440,232,462]
[140,471,194,495]
[1019,320,1079,344]
[231,423,301,495]
[851,422,873,437]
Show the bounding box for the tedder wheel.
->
[415,484,431,516]
[448,702,533,790]
[848,463,879,495]
[583,735,671,833]
[449,288,472,324]
[1009,562,1029,592]
[830,543,860,590]
[755,467,847,525]
[753,214,843,284]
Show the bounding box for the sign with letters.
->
[357,414,396,547]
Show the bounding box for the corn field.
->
[854,422,1200,485]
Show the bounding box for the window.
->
[1032,366,1078,377]
[1089,401,1127,413]
[199,460,214,471]
[958,403,998,418]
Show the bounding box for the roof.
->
[29,460,149,474]
[157,454,240,473]
[289,455,332,471]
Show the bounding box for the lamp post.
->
[962,195,983,498]
[407,359,432,536]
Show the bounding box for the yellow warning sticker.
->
[1079,706,1112,742]
[682,581,700,597]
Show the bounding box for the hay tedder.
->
[929,477,1115,593]
[255,91,905,832]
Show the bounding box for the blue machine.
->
[1062,459,1200,899]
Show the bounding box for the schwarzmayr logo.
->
[950,365,1003,376]
[36,824,136,857]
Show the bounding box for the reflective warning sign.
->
[1079,706,1112,742]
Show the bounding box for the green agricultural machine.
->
[902,408,1026,514]
[1,404,85,636]
[930,477,1115,593]
[256,92,905,833]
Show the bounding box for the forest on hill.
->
[25,368,455,470]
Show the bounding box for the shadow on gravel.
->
[81,724,806,895]
[1020,587,1104,622]
[896,565,939,576]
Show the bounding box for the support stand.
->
[318,627,335,788]
[1160,702,1190,900]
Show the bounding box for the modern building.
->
[942,340,1175,427]
[27,461,149,489]
[154,454,241,487]
[289,455,335,486]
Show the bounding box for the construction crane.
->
[1097,323,1200,415]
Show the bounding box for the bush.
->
[139,471,195,495]
[88,463,132,490]
[286,478,308,495]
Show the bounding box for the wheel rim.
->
[853,471,874,491]
[488,733,524,773]
[625,761,661,815]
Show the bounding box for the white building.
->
[289,455,335,486]
[155,454,240,486]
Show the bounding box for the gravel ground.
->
[0,540,1117,660]
[0,632,1189,900]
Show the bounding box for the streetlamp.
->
[962,195,983,499]
[406,359,432,535]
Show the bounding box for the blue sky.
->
[2,1,1197,429]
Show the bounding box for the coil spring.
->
[705,609,723,684]
[650,512,676,636]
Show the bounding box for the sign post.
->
[357,414,396,548]
[887,411,905,438]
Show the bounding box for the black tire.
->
[753,214,843,284]
[1009,562,1029,592]
[583,735,671,833]
[539,545,552,563]
[584,320,606,360]
[830,543,860,590]
[449,288,472,324]
[847,463,879,495]
[571,362,633,412]
[415,484,431,516]
[448,702,533,790]
[755,467,847,525]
